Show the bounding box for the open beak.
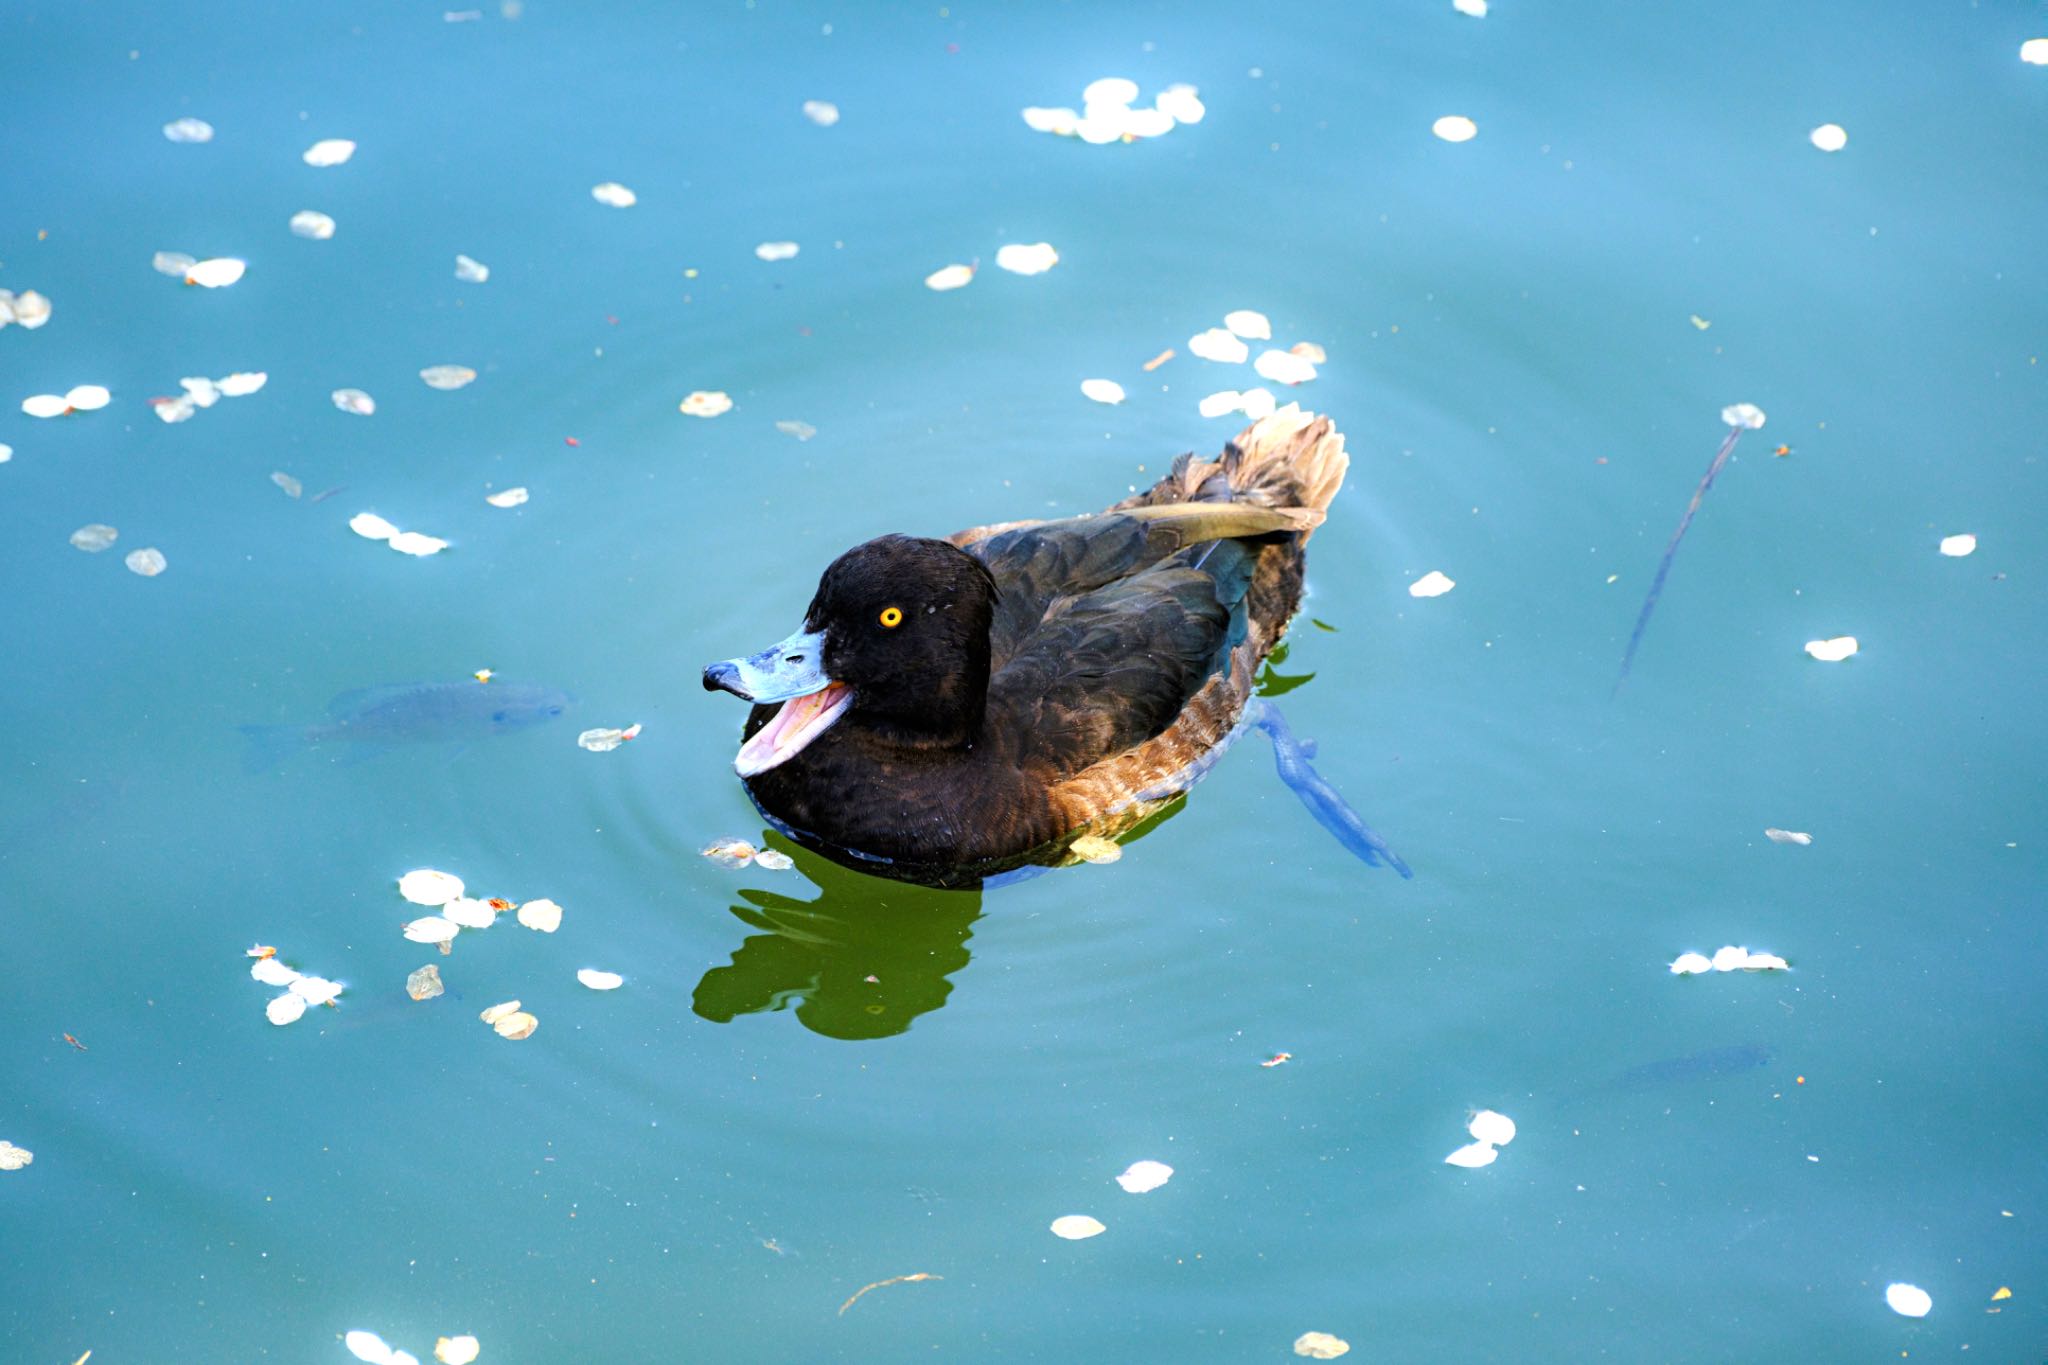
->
[702,627,854,776]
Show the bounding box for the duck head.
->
[703,534,998,776]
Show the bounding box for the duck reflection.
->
[691,834,983,1040]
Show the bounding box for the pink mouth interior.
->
[734,681,853,777]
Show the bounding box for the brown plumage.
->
[706,405,1349,882]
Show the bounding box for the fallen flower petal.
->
[303,138,356,166]
[577,969,624,991]
[1885,1283,1932,1318]
[124,548,167,577]
[1050,1214,1106,1240]
[1938,533,1976,557]
[1764,828,1813,845]
[387,531,450,556]
[590,181,637,207]
[1188,328,1249,364]
[289,210,336,239]
[754,241,800,262]
[679,390,733,417]
[924,263,975,291]
[1444,1140,1497,1168]
[163,117,214,143]
[1224,309,1271,340]
[1408,570,1455,598]
[516,898,563,932]
[479,1000,522,1026]
[1116,1160,1173,1193]
[994,242,1059,275]
[454,254,489,283]
[0,1140,32,1171]
[1669,952,1713,975]
[1293,1332,1351,1360]
[485,486,529,508]
[1803,636,1858,662]
[1467,1109,1516,1146]
[493,1010,538,1040]
[1080,378,1125,405]
[266,992,307,1026]
[406,964,445,1001]
[332,388,375,415]
[577,724,641,752]
[184,257,246,288]
[420,365,477,391]
[1432,115,1478,143]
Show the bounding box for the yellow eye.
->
[879,605,904,628]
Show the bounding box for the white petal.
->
[679,390,733,417]
[1115,1159,1173,1193]
[754,241,800,262]
[454,254,489,283]
[590,181,637,207]
[1188,328,1249,363]
[516,898,563,933]
[124,548,167,577]
[1021,106,1079,135]
[1467,1109,1516,1146]
[290,975,343,1006]
[0,444,11,463]
[1122,107,1174,138]
[420,365,477,391]
[1938,533,1976,557]
[64,385,112,411]
[1443,1140,1497,1168]
[1720,402,1767,429]
[994,242,1059,275]
[1082,77,1139,107]
[577,725,640,752]
[152,396,197,424]
[924,263,975,291]
[1742,952,1790,971]
[185,257,246,288]
[349,512,401,541]
[1155,85,1205,124]
[344,1330,398,1364]
[399,868,465,905]
[2024,38,2048,65]
[332,388,376,415]
[1049,1214,1106,1240]
[578,969,625,991]
[1253,348,1317,385]
[753,849,793,870]
[485,486,529,507]
[1809,123,1848,153]
[1669,952,1713,975]
[1803,636,1858,662]
[69,524,118,552]
[180,376,221,408]
[402,916,460,944]
[1198,390,1244,418]
[435,1336,481,1365]
[801,99,840,127]
[1764,828,1813,845]
[1711,945,1750,972]
[1408,570,1456,598]
[289,210,336,240]
[266,992,307,1026]
[251,957,301,986]
[163,117,214,143]
[1223,309,1272,340]
[271,471,302,498]
[152,251,197,278]
[302,138,356,167]
[216,371,267,397]
[387,531,449,556]
[1453,0,1488,16]
[1432,115,1478,143]
[1884,1283,1932,1317]
[443,897,496,929]
[1080,379,1125,405]
[9,290,51,327]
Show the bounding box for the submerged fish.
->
[1613,1042,1775,1091]
[239,681,571,771]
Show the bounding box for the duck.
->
[702,404,1361,880]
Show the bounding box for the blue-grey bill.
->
[703,628,832,703]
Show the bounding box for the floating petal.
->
[924,263,975,291]
[702,837,755,868]
[1444,1141,1497,1168]
[1453,0,1488,15]
[303,138,356,166]
[0,1141,32,1171]
[153,251,197,278]
[1198,390,1244,418]
[516,898,563,932]
[387,531,449,557]
[1669,952,1713,975]
[454,254,489,283]
[1810,123,1848,152]
[753,849,794,871]
[124,548,167,577]
[420,365,476,391]
[64,385,111,412]
[577,724,641,752]
[1254,349,1317,385]
[1069,834,1122,864]
[802,99,840,126]
[1188,328,1248,363]
[679,390,733,417]
[344,1331,397,1364]
[1155,85,1205,124]
[578,969,624,991]
[443,897,495,929]
[185,257,246,288]
[406,964,445,1001]
[69,524,118,552]
[1938,533,1976,557]
[590,181,637,207]
[1467,1110,1516,1146]
[1743,952,1790,971]
[1080,379,1125,405]
[1803,636,1858,662]
[994,242,1059,275]
[0,444,10,462]
[289,210,336,240]
[251,957,300,987]
[266,992,307,1026]
[1021,106,1079,135]
[217,372,267,397]
[1082,76,1139,106]
[1240,388,1278,419]
[1122,107,1174,138]
[163,117,214,143]
[350,512,401,541]
[1224,310,1271,340]
[434,1336,480,1365]
[1293,1332,1351,1360]
[1711,945,1749,972]
[152,396,197,424]
[290,975,343,1006]
[1115,1160,1173,1193]
[1050,1214,1106,1240]
[332,388,375,415]
[485,486,529,508]
[479,1000,522,1026]
[1408,570,1456,598]
[1720,402,1767,429]
[1764,828,1813,845]
[402,916,459,944]
[493,1010,538,1040]
[2025,38,2048,64]
[1432,115,1478,143]
[754,241,799,262]
[776,420,817,441]
[1885,1283,1932,1318]
[8,290,51,328]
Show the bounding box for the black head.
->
[807,534,998,746]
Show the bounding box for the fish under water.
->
[238,681,572,772]
[1611,1042,1776,1091]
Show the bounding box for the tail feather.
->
[1112,404,1348,536]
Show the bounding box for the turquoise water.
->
[5,2,2046,1360]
